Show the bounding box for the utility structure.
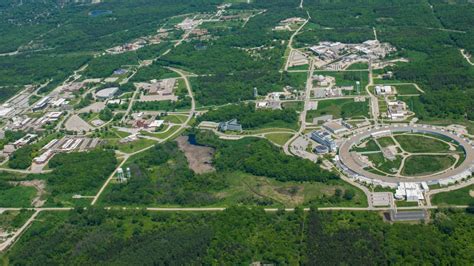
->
[126,167,131,179]
[116,167,127,183]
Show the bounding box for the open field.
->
[313,70,369,90]
[306,98,369,122]
[432,184,474,206]
[394,134,451,153]
[401,155,456,176]
[394,84,420,95]
[366,153,402,175]
[265,133,294,146]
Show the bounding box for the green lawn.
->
[376,136,396,148]
[432,184,474,206]
[351,139,380,152]
[162,114,188,124]
[394,134,451,153]
[306,98,369,122]
[265,133,294,146]
[402,155,455,176]
[394,84,420,95]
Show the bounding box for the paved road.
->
[283,60,314,155]
[283,13,310,71]
[91,67,196,206]
[366,61,379,122]
[460,49,474,66]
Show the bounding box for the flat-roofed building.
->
[96,87,119,99]
[323,121,349,135]
[311,130,337,152]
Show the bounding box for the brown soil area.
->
[176,136,215,174]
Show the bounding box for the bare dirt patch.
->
[176,136,215,174]
[469,190,474,198]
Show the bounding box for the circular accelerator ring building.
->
[337,124,474,188]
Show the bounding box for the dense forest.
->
[195,131,337,182]
[101,132,338,207]
[25,149,118,206]
[198,103,298,129]
[5,207,473,265]
[102,142,227,206]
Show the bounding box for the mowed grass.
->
[394,84,420,95]
[395,134,451,153]
[401,155,455,176]
[162,114,188,124]
[265,133,294,146]
[306,98,369,122]
[432,184,474,206]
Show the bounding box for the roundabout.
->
[337,125,474,185]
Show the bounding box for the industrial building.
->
[387,101,408,120]
[33,97,50,111]
[310,130,337,152]
[218,119,242,132]
[394,182,428,202]
[96,87,119,99]
[375,85,393,95]
[323,121,349,135]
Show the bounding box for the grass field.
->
[346,62,368,70]
[0,186,36,207]
[314,70,369,90]
[114,138,157,154]
[282,101,304,111]
[287,64,308,71]
[306,98,369,122]
[351,139,380,152]
[162,114,188,124]
[376,136,396,148]
[395,134,451,153]
[366,153,402,174]
[432,184,474,206]
[265,133,293,146]
[402,155,455,176]
[394,84,420,95]
[211,172,368,208]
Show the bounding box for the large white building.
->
[395,182,428,202]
